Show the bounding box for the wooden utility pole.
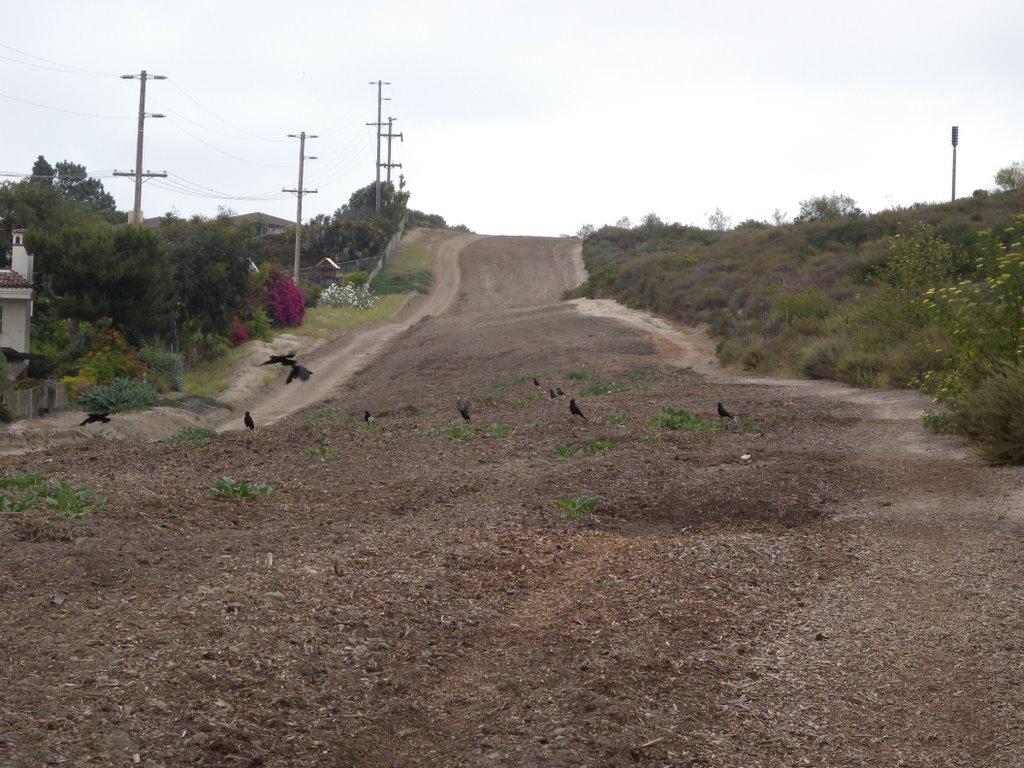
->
[113,70,167,224]
[367,80,391,212]
[283,132,318,281]
[383,116,403,184]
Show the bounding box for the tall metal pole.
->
[951,125,959,202]
[283,132,318,282]
[115,70,166,224]
[368,80,391,213]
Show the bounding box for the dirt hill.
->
[0,230,1020,767]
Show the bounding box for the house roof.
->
[230,212,293,228]
[0,270,33,289]
[315,257,341,269]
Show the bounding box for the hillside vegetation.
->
[570,188,1024,462]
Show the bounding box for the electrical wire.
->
[0,90,129,119]
[0,43,120,78]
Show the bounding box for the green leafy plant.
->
[554,495,601,520]
[651,406,716,432]
[0,470,107,519]
[162,426,219,447]
[211,476,276,501]
[78,378,157,413]
[486,424,513,438]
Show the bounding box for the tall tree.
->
[160,215,257,339]
[53,161,120,221]
[27,225,176,344]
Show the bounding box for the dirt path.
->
[1,231,1021,768]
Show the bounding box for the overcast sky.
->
[2,0,1021,237]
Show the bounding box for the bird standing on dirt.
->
[79,413,111,426]
[286,365,313,384]
[260,352,297,367]
[717,402,734,420]
[457,400,471,422]
[364,410,375,422]
[244,411,255,431]
[556,387,565,397]
[549,389,558,399]
[533,377,541,388]
[569,399,586,419]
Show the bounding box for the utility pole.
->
[114,70,167,225]
[367,80,391,212]
[951,125,959,202]
[282,132,318,282]
[383,116,403,184]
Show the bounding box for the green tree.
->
[994,162,1024,191]
[53,161,120,222]
[160,215,257,340]
[795,193,862,222]
[27,225,176,345]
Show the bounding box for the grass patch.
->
[162,426,219,447]
[486,424,514,438]
[182,344,252,398]
[423,424,475,440]
[211,476,276,501]
[565,369,591,380]
[0,470,107,519]
[608,410,631,425]
[372,270,432,295]
[556,439,615,460]
[295,294,405,339]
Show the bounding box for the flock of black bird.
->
[77,349,737,434]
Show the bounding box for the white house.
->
[0,230,35,378]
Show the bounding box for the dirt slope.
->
[0,231,1021,767]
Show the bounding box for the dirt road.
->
[1,231,1021,767]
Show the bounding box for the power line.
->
[0,42,119,78]
[0,90,129,119]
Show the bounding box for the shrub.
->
[138,344,185,392]
[78,378,157,412]
[228,315,250,347]
[76,330,145,385]
[343,271,369,286]
[318,282,379,310]
[246,307,273,341]
[263,268,307,327]
[798,337,848,379]
[951,363,1024,464]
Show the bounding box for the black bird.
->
[260,351,297,367]
[549,388,558,399]
[364,410,375,422]
[244,411,255,431]
[286,365,313,384]
[717,402,734,420]
[569,399,586,419]
[457,400,471,422]
[533,377,541,388]
[79,413,111,426]
[556,387,565,397]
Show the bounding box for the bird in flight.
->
[79,413,111,426]
[286,365,313,384]
[260,351,297,367]
[717,402,734,420]
[569,399,586,419]
[244,411,255,431]
[457,400,471,422]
